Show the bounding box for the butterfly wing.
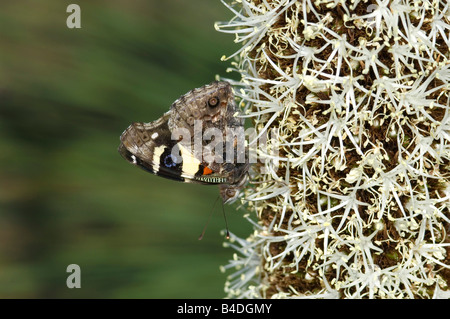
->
[118,81,249,201]
[119,111,236,184]
[119,113,186,182]
[169,81,247,182]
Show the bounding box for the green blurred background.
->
[0,0,252,298]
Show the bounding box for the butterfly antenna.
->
[198,196,220,240]
[221,200,230,239]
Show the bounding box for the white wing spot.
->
[151,132,159,140]
[131,155,137,164]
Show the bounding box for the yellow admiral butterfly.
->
[118,81,249,204]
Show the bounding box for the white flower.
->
[218,0,450,299]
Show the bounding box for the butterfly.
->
[118,81,249,204]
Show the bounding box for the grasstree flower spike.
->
[217,0,450,298]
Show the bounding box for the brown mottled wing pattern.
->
[119,81,249,203]
[168,81,246,184]
[118,112,186,182]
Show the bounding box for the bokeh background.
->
[0,0,253,298]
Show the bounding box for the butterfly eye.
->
[208,96,220,108]
[226,188,236,198]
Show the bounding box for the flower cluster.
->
[217,0,450,298]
